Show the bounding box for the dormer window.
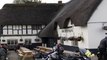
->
[64,17,74,28]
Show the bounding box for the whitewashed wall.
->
[78,27,89,48]
[87,23,105,48]
[87,0,107,48]
[57,25,89,48]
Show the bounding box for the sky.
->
[0,0,70,9]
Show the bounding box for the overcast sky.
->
[0,0,70,9]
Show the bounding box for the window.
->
[28,29,32,34]
[19,25,22,29]
[8,25,12,29]
[33,30,37,34]
[8,30,12,35]
[7,40,10,44]
[20,39,23,42]
[23,25,26,29]
[19,30,22,34]
[64,17,73,28]
[3,30,7,35]
[15,25,19,29]
[2,40,5,42]
[42,25,45,29]
[13,30,18,34]
[23,30,26,34]
[35,39,40,42]
[3,26,7,29]
[28,25,31,29]
[13,25,16,30]
[32,25,36,30]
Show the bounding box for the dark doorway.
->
[7,39,18,50]
[42,37,57,47]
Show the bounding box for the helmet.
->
[53,44,64,54]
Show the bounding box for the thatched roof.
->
[0,3,64,25]
[39,0,102,37]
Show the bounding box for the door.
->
[7,39,18,50]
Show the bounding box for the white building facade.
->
[0,25,44,49]
[57,0,107,49]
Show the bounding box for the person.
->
[79,48,95,60]
[2,44,8,54]
[0,44,7,60]
[97,35,107,60]
[14,44,20,52]
[34,48,44,59]
[46,43,64,60]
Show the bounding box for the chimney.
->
[58,1,62,4]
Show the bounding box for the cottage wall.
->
[78,27,89,48]
[87,0,107,48]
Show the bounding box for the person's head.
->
[0,44,2,48]
[53,44,64,54]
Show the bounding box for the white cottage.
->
[39,0,103,51]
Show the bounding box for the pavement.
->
[91,56,98,60]
[7,51,19,60]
